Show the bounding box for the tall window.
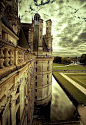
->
[35,96,37,99]
[35,89,37,92]
[36,16,37,21]
[35,76,37,79]
[47,67,49,71]
[35,82,37,86]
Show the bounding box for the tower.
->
[5,0,19,34]
[33,13,41,52]
[32,13,54,107]
[46,19,52,54]
[28,27,34,53]
[46,19,52,37]
[0,1,54,123]
[38,19,43,55]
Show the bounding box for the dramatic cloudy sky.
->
[18,0,86,57]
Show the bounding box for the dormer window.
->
[36,16,37,21]
[34,13,41,25]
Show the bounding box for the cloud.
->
[18,0,86,57]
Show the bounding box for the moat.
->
[50,76,76,121]
[37,76,77,122]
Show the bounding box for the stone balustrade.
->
[0,47,4,68]
[0,39,36,68]
[0,39,36,80]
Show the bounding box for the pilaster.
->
[0,16,2,39]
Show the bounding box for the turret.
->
[33,12,43,53]
[34,13,41,25]
[38,19,43,55]
[46,19,52,54]
[46,19,52,37]
[28,27,34,53]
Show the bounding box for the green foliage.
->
[61,57,71,64]
[79,54,86,64]
[53,56,61,63]
[53,57,71,64]
[53,63,86,71]
[53,63,65,66]
[67,58,71,64]
[61,57,67,64]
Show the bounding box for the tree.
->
[53,56,61,63]
[61,57,67,64]
[79,54,86,65]
[67,58,71,64]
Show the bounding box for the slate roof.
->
[18,28,29,48]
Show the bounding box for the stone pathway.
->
[78,105,86,125]
[59,73,86,125]
[59,73,86,95]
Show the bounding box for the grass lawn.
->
[53,63,86,71]
[53,71,86,105]
[53,63,65,66]
[66,73,86,89]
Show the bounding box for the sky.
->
[18,0,86,57]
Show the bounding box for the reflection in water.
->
[50,76,76,121]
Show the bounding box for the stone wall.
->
[0,41,36,125]
[34,57,53,106]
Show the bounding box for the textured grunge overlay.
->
[19,0,86,57]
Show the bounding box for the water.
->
[50,76,76,121]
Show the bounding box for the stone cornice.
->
[2,23,19,40]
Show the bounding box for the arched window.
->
[36,16,37,21]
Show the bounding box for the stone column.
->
[0,16,2,39]
[5,33,8,41]
[10,50,14,65]
[22,51,24,62]
[4,48,10,67]
[14,48,18,65]
[0,47,4,68]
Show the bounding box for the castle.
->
[0,0,53,125]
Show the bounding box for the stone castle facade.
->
[0,0,53,125]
